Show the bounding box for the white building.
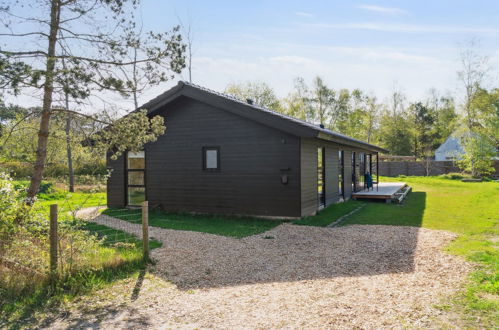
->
[434,135,464,161]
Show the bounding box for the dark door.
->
[317,147,325,209]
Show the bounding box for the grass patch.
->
[293,200,364,227]
[102,209,284,238]
[81,222,162,250]
[1,260,148,328]
[0,221,159,328]
[37,191,106,215]
[12,179,106,215]
[337,176,499,327]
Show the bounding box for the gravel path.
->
[49,209,471,329]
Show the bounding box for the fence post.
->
[142,201,149,261]
[49,204,58,286]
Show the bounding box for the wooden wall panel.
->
[300,138,318,217]
[325,145,339,206]
[107,154,125,208]
[143,97,302,217]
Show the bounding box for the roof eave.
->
[317,132,388,153]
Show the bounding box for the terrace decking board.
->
[352,182,408,201]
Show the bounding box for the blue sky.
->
[4,0,499,110]
[130,0,499,107]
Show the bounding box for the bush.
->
[0,159,107,179]
[0,161,33,178]
[75,160,107,176]
[439,172,471,180]
[43,163,68,178]
[12,180,56,194]
[0,172,122,307]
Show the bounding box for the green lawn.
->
[103,209,284,238]
[81,222,162,250]
[37,191,106,214]
[340,176,498,234]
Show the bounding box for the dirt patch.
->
[44,214,471,329]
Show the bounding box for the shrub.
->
[0,161,33,178]
[75,160,107,176]
[0,159,108,179]
[43,163,68,178]
[12,180,56,194]
[457,134,496,178]
[439,172,471,180]
[0,172,134,308]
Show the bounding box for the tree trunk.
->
[27,0,61,201]
[65,100,74,192]
[132,47,139,109]
[61,57,75,192]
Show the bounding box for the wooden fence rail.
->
[378,160,499,177]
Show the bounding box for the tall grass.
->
[0,174,161,327]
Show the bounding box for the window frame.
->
[126,151,146,206]
[202,146,221,172]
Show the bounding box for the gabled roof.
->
[435,135,464,155]
[138,81,388,153]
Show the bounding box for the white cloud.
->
[182,47,457,102]
[303,22,499,34]
[295,11,314,18]
[357,4,407,15]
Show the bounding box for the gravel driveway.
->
[47,211,471,329]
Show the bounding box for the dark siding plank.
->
[325,146,339,206]
[107,154,125,207]
[144,97,301,218]
[300,138,318,217]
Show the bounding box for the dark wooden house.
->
[107,81,387,218]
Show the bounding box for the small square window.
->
[203,147,220,171]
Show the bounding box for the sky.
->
[4,0,499,111]
[132,0,499,106]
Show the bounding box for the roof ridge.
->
[179,80,381,149]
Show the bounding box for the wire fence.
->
[1,193,153,299]
[47,201,150,285]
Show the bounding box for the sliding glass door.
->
[126,151,145,206]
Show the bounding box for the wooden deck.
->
[352,182,408,202]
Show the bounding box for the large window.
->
[202,147,220,171]
[127,151,145,206]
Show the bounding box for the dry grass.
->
[39,215,472,329]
